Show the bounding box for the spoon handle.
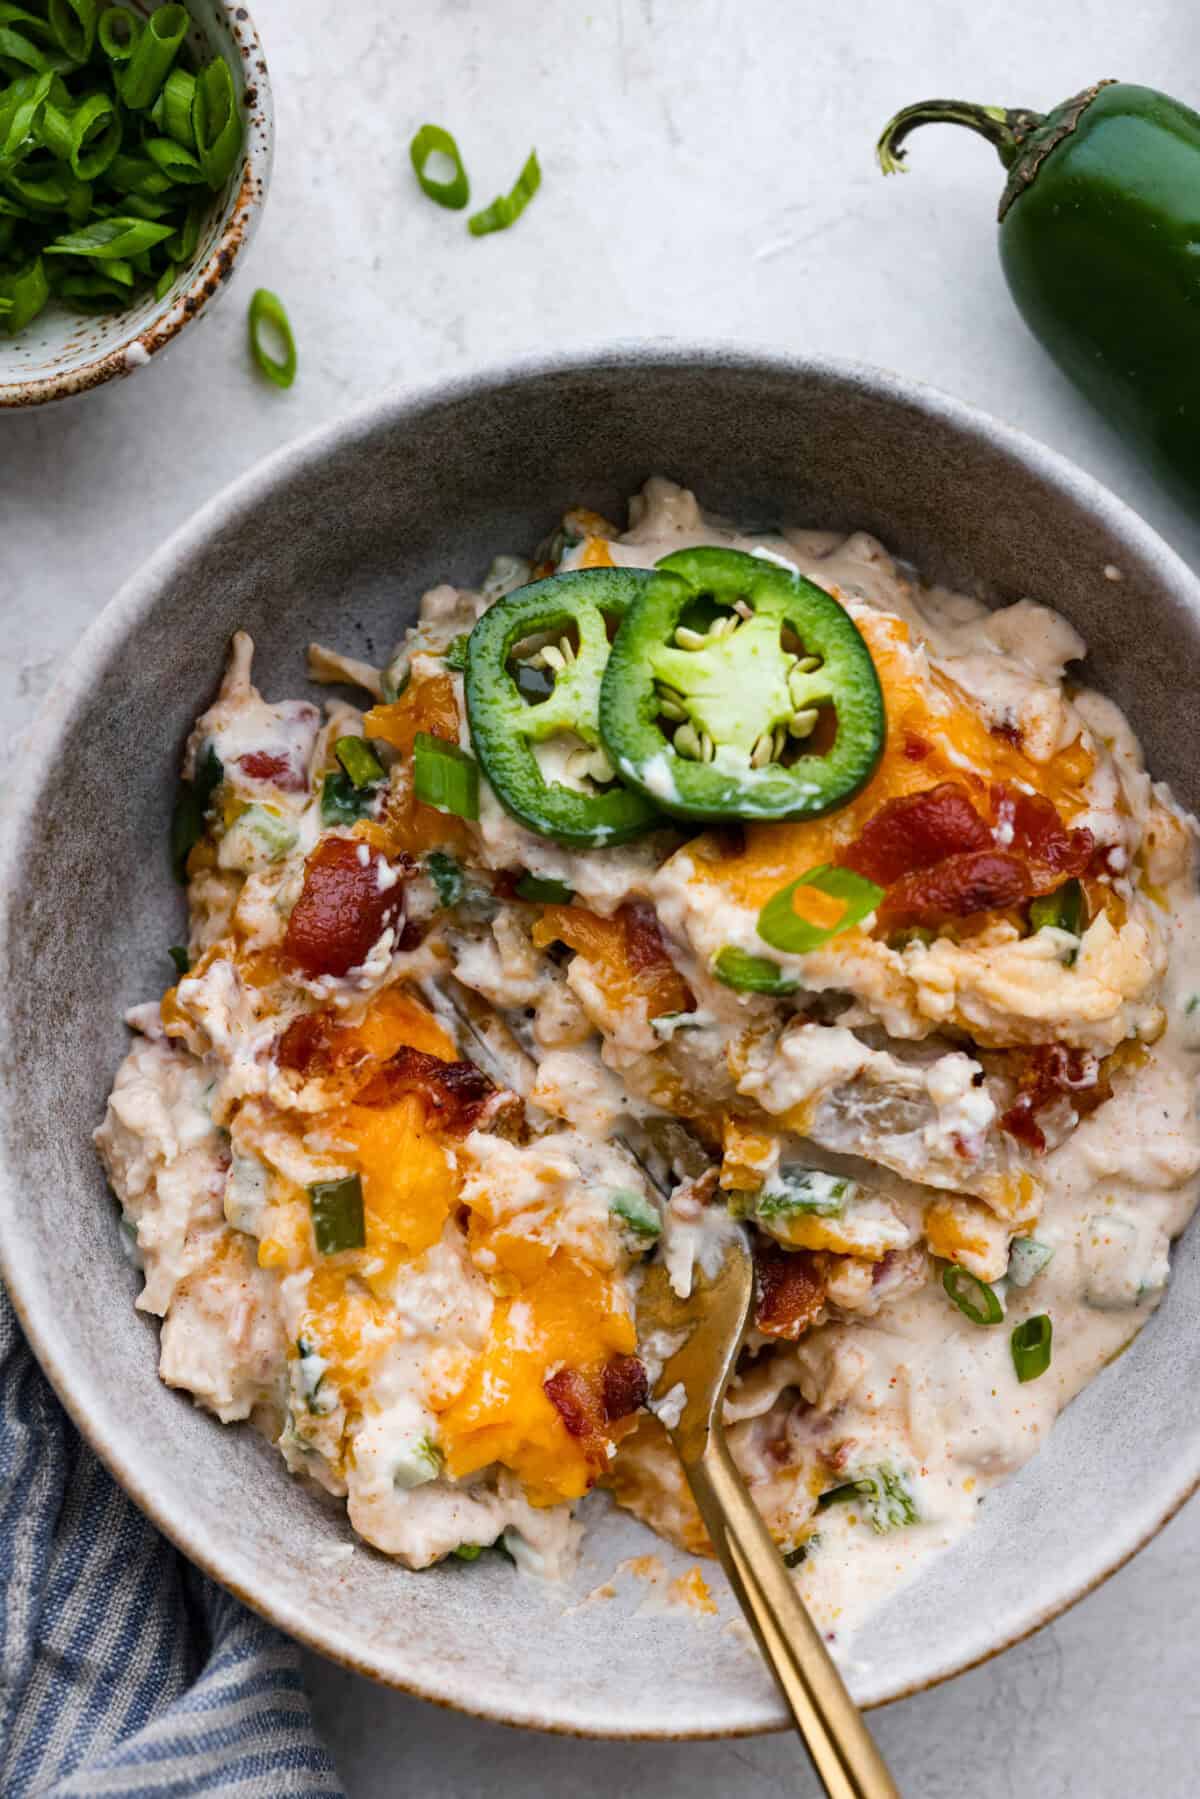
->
[683,1433,900,1799]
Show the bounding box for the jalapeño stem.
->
[876,100,1044,174]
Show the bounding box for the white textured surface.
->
[5,1,1200,1793]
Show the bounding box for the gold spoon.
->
[637,1232,900,1798]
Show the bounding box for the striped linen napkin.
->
[0,1286,343,1798]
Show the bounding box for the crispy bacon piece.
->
[545,1355,649,1465]
[877,849,1030,931]
[999,1044,1112,1153]
[753,1241,827,1341]
[602,1354,651,1422]
[283,837,409,978]
[991,784,1093,894]
[355,1045,499,1134]
[276,1011,366,1078]
[236,749,307,792]
[840,782,992,887]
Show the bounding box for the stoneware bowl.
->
[0,0,272,408]
[2,348,1198,1737]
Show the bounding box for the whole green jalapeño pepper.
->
[463,568,663,848]
[598,547,885,824]
[877,82,1200,511]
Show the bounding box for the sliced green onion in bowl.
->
[758,864,883,955]
[118,2,188,111]
[191,50,240,187]
[307,1175,366,1256]
[335,735,384,790]
[514,873,573,905]
[248,288,297,389]
[44,216,175,258]
[468,148,540,237]
[942,1264,1004,1325]
[712,946,799,995]
[1011,1313,1053,1382]
[413,732,479,820]
[98,5,141,63]
[409,122,470,210]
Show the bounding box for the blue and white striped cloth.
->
[0,1286,344,1797]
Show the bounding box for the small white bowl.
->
[0,0,272,408]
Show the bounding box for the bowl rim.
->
[3,341,1199,1736]
[0,0,274,409]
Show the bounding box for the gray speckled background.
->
[4,2,1199,1792]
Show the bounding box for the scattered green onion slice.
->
[609,1188,662,1241]
[514,873,573,904]
[452,1543,484,1562]
[307,1175,366,1256]
[409,122,469,210]
[712,946,799,995]
[757,864,884,956]
[1011,1313,1053,1383]
[168,945,189,976]
[942,1264,1004,1326]
[443,634,469,671]
[248,287,297,389]
[425,851,465,908]
[413,732,479,820]
[335,735,384,790]
[468,148,540,237]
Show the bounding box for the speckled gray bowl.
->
[2,348,1198,1737]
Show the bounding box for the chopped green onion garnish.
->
[321,771,369,826]
[816,1466,917,1533]
[1007,1237,1054,1288]
[170,743,223,882]
[1030,878,1085,941]
[392,1432,442,1490]
[248,288,297,390]
[783,1539,815,1568]
[468,148,540,237]
[756,1170,855,1220]
[712,946,799,995]
[515,873,574,905]
[757,864,884,956]
[409,122,470,210]
[443,634,470,671]
[609,1188,662,1241]
[335,735,385,790]
[425,851,465,907]
[168,945,190,977]
[413,732,479,820]
[1011,1313,1053,1383]
[452,1542,485,1561]
[942,1264,1004,1326]
[307,1175,366,1256]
